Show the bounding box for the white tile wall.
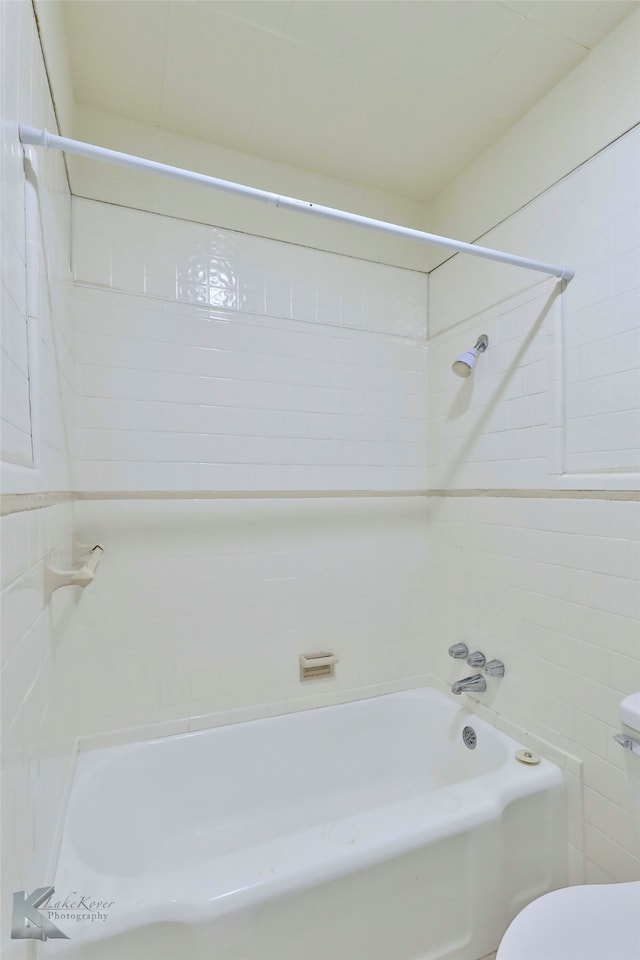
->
[429,126,640,490]
[1,56,32,470]
[1,7,75,493]
[51,497,432,736]
[72,201,429,492]
[1,500,78,875]
[1,3,77,954]
[426,126,640,883]
[428,282,558,490]
[73,198,427,337]
[426,494,640,883]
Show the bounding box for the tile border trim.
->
[2,487,639,516]
[0,491,76,516]
[76,488,640,502]
[428,488,640,501]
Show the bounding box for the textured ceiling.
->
[62,0,638,200]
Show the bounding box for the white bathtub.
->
[48,688,566,960]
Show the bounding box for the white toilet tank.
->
[620,691,640,850]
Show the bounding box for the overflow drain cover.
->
[462,726,477,749]
[516,749,541,765]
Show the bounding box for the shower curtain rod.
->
[19,124,575,282]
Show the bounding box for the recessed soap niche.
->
[299,652,339,681]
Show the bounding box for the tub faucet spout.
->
[451,674,487,695]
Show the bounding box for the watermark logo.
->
[11,887,69,941]
[11,888,115,941]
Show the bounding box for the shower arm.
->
[18,124,575,282]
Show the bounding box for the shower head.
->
[452,334,488,378]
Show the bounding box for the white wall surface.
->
[50,496,431,739]
[67,104,433,271]
[428,126,640,491]
[72,198,428,493]
[430,8,640,261]
[32,0,75,137]
[426,126,640,883]
[1,13,74,487]
[426,494,640,885]
[56,195,433,762]
[45,8,640,277]
[0,1,77,954]
[1,500,77,934]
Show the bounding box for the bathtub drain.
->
[462,726,477,750]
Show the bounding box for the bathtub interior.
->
[66,690,509,878]
[49,688,567,960]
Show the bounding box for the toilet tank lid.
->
[621,693,640,733]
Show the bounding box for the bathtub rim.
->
[46,674,583,906]
[50,683,568,949]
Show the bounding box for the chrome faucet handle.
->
[466,650,486,668]
[484,659,505,678]
[448,643,469,659]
